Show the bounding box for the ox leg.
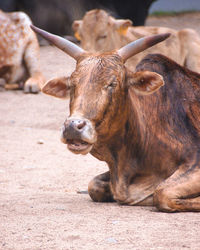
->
[154,165,200,212]
[23,37,44,93]
[88,171,114,202]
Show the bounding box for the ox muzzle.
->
[61,116,97,155]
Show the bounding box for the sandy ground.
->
[1,13,200,250]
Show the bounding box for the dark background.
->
[0,0,156,35]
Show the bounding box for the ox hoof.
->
[153,188,176,212]
[88,179,114,202]
[24,83,40,94]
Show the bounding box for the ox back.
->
[135,53,200,150]
[128,54,200,211]
[135,53,200,154]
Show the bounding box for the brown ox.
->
[0,10,44,93]
[73,9,200,73]
[31,25,200,212]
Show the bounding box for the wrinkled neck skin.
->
[90,89,155,201]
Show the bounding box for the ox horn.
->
[117,33,171,61]
[30,25,85,60]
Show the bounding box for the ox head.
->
[31,25,169,155]
[72,9,133,52]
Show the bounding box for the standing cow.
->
[0,10,44,93]
[72,9,200,73]
[31,25,200,212]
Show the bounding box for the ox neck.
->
[91,89,146,166]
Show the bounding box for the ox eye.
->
[109,82,117,87]
[97,35,107,40]
[104,82,117,90]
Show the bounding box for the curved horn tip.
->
[30,24,35,31]
[30,24,86,60]
[160,33,171,39]
[117,32,171,61]
[146,33,171,47]
[30,24,41,34]
[30,24,51,39]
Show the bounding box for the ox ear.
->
[127,71,164,95]
[72,20,82,41]
[42,76,70,99]
[114,19,132,36]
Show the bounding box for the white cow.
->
[0,10,44,93]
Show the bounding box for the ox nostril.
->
[64,119,87,134]
[77,120,86,130]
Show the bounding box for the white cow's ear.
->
[114,19,132,35]
[127,70,164,95]
[72,20,82,41]
[42,76,70,99]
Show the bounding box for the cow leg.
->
[88,171,114,202]
[23,35,44,93]
[154,164,200,212]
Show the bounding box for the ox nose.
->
[68,119,86,131]
[61,116,97,146]
[63,119,87,138]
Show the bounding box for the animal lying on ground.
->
[0,10,44,93]
[31,24,200,212]
[73,9,200,73]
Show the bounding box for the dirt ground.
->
[1,13,200,250]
